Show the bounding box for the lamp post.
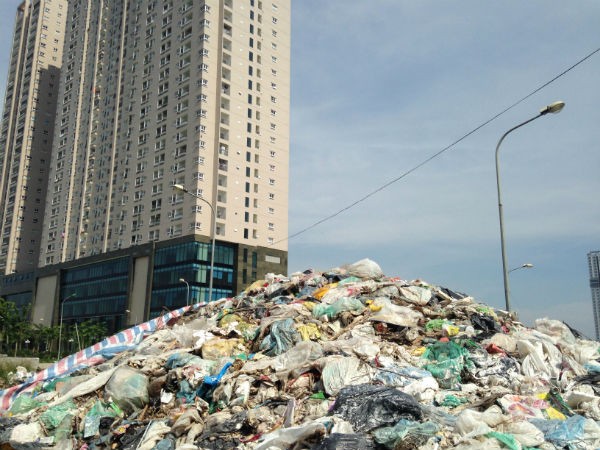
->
[173,184,215,301]
[496,101,565,312]
[179,278,190,306]
[508,263,534,273]
[57,292,77,360]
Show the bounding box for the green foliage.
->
[0,298,106,361]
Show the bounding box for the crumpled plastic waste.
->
[0,257,599,450]
[330,384,422,432]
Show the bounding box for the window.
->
[153,168,164,180]
[151,199,162,210]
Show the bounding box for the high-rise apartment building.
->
[41,0,289,264]
[588,251,600,340]
[0,0,290,332]
[0,0,67,274]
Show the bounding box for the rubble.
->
[0,258,599,449]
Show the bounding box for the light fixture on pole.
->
[173,184,215,301]
[508,263,534,273]
[495,101,565,312]
[179,278,190,306]
[125,309,138,325]
[57,292,77,360]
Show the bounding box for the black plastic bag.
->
[330,384,422,432]
[470,314,502,339]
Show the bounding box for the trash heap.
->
[1,258,600,450]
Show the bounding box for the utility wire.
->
[275,46,600,245]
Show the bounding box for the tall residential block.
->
[0,0,290,332]
[589,251,600,340]
[40,0,289,266]
[0,0,67,274]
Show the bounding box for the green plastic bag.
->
[422,342,472,389]
[312,297,364,320]
[9,394,46,414]
[486,431,521,450]
[374,419,439,449]
[40,400,77,431]
[425,319,451,332]
[440,394,468,408]
[84,401,122,438]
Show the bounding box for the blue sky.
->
[0,1,598,337]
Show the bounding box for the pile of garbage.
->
[1,258,599,449]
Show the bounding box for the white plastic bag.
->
[343,258,384,279]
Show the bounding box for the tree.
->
[0,298,28,355]
[78,320,108,349]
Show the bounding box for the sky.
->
[0,1,598,338]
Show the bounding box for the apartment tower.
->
[0,0,289,330]
[0,0,67,274]
[588,251,600,340]
[40,0,289,263]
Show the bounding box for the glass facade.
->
[5,291,33,313]
[60,257,129,332]
[150,241,236,317]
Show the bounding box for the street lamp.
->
[179,278,190,306]
[57,293,77,360]
[508,263,534,273]
[496,101,565,312]
[173,184,215,301]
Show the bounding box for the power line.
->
[276,46,600,245]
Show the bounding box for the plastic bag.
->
[499,420,545,448]
[321,356,373,395]
[297,323,322,341]
[343,258,384,279]
[530,415,595,448]
[534,318,576,345]
[330,384,422,432]
[373,419,439,450]
[369,298,423,328]
[259,318,301,356]
[105,366,149,412]
[398,285,433,305]
[39,400,77,431]
[485,432,521,450]
[8,422,46,445]
[425,319,452,332]
[137,420,172,450]
[254,420,327,450]
[312,297,364,320]
[422,341,471,389]
[312,433,378,450]
[165,352,205,369]
[470,314,502,339]
[201,338,243,360]
[273,340,324,377]
[420,404,458,428]
[440,394,468,408]
[455,406,505,437]
[83,400,121,438]
[9,394,45,414]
